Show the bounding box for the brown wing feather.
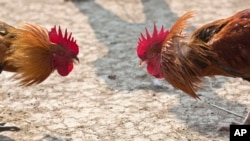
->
[210,16,250,77]
[190,9,250,78]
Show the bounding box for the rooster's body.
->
[137,9,250,130]
[191,9,250,80]
[0,21,79,131]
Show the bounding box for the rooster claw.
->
[218,122,241,131]
[218,112,250,131]
[0,123,20,132]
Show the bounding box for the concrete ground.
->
[0,0,250,140]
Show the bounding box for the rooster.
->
[137,9,250,131]
[0,21,79,131]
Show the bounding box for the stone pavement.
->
[0,0,250,140]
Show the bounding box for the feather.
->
[163,11,194,43]
[5,23,53,86]
[160,11,217,98]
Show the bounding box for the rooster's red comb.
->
[137,24,169,60]
[49,26,79,55]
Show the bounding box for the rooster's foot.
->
[218,112,250,131]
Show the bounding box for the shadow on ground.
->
[0,135,15,141]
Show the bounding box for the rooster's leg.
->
[218,112,250,131]
[0,123,20,132]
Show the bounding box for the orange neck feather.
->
[161,11,216,99]
[5,23,54,86]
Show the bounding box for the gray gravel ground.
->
[0,0,250,140]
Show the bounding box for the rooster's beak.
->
[139,60,147,67]
[74,56,80,63]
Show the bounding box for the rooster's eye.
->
[58,50,65,56]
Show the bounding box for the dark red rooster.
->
[137,9,250,130]
[0,21,79,131]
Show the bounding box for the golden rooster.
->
[137,9,250,131]
[0,21,79,131]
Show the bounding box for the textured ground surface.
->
[0,0,250,140]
